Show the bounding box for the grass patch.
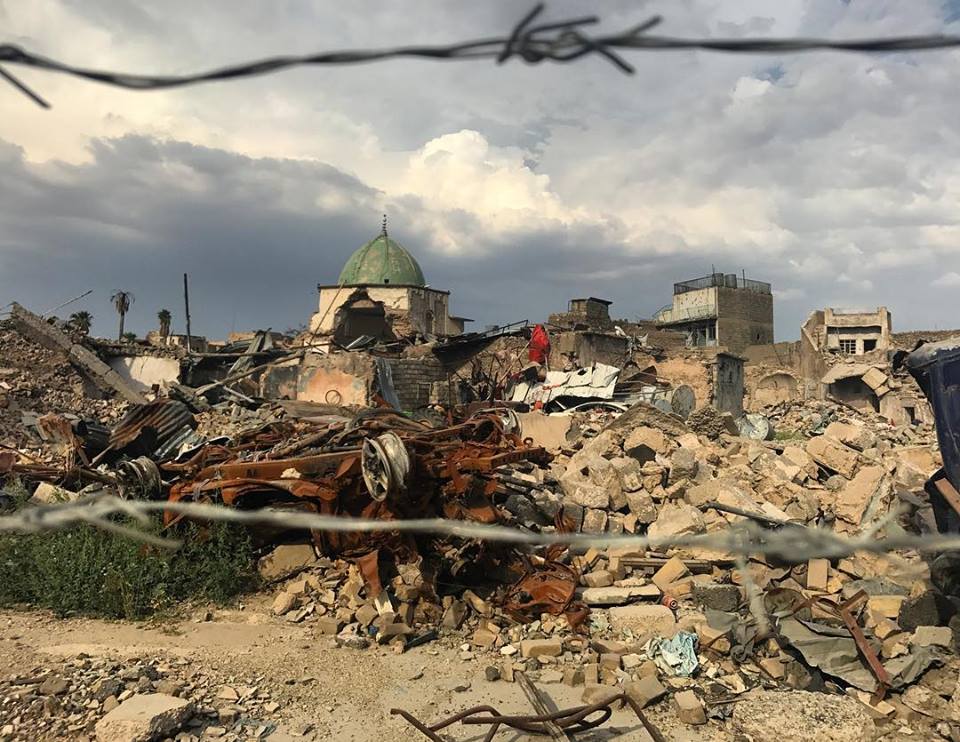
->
[0,515,260,620]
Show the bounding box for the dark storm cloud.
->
[0,135,384,338]
[0,130,956,342]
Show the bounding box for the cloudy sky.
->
[2,1,959,341]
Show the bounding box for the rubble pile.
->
[764,397,938,444]
[0,320,127,448]
[0,652,301,741]
[4,308,960,738]
[243,398,957,737]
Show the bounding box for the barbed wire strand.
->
[2,494,958,561]
[4,4,960,109]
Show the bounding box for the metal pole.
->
[39,289,93,318]
[183,273,193,356]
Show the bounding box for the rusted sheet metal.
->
[168,477,337,509]
[838,591,892,695]
[35,414,89,466]
[503,560,588,631]
[199,451,360,481]
[108,399,195,457]
[804,591,891,696]
[157,407,559,601]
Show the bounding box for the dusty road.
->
[0,602,714,742]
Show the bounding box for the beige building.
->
[309,221,469,344]
[805,307,892,356]
[654,273,774,353]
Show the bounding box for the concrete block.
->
[520,639,562,658]
[835,466,884,525]
[95,693,192,742]
[805,436,860,479]
[674,690,706,725]
[580,585,660,606]
[806,559,830,592]
[652,556,689,591]
[647,503,706,540]
[624,676,667,708]
[911,626,953,648]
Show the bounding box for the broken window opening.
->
[863,339,877,352]
[333,290,397,347]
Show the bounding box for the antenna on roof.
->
[381,213,388,238]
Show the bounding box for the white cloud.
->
[2,0,960,338]
[932,272,960,288]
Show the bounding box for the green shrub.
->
[0,517,260,619]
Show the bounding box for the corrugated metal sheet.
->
[109,399,196,455]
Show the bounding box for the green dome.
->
[338,232,426,286]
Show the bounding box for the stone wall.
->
[654,355,712,410]
[715,287,774,351]
[549,331,629,369]
[382,356,453,410]
[742,342,801,370]
[295,353,376,406]
[892,329,960,350]
[712,354,744,417]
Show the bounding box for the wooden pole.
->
[183,273,193,356]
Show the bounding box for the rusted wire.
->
[390,692,665,741]
[4,4,960,108]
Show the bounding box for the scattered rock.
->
[692,583,741,612]
[674,690,706,725]
[624,676,667,708]
[733,689,874,741]
[94,693,193,742]
[38,676,70,696]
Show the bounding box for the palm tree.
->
[110,291,134,342]
[121,331,137,343]
[157,308,172,343]
[68,310,93,335]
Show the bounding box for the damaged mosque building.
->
[309,219,469,346]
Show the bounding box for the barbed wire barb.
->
[0,65,49,108]
[4,5,960,108]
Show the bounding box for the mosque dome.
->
[338,219,426,286]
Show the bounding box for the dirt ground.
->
[0,597,721,742]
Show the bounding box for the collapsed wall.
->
[0,319,130,447]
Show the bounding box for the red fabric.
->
[529,324,550,364]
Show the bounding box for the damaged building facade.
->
[802,307,892,357]
[309,222,469,345]
[653,273,774,353]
